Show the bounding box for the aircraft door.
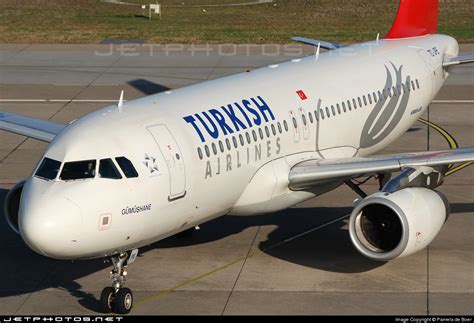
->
[288,110,300,143]
[298,107,310,140]
[147,124,186,200]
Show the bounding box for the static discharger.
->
[315,42,320,61]
[117,90,124,112]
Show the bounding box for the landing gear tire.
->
[113,288,133,314]
[101,249,138,314]
[100,287,115,313]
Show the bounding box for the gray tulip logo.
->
[360,62,411,148]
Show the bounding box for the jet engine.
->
[3,180,25,234]
[349,187,449,261]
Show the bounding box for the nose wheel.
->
[100,249,138,314]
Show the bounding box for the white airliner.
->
[1,0,473,314]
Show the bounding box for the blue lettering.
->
[251,96,275,122]
[242,99,262,126]
[196,112,219,140]
[183,96,275,141]
[209,109,234,135]
[183,115,205,143]
[222,104,247,131]
[234,102,253,128]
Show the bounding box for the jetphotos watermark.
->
[94,43,374,58]
[1,317,123,322]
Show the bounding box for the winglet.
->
[385,0,438,39]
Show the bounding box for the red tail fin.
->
[385,0,438,39]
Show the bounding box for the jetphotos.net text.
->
[2,318,123,322]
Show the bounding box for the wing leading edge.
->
[289,148,474,190]
[0,112,65,142]
[291,37,342,50]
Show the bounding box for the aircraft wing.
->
[289,148,474,190]
[443,55,474,67]
[0,112,65,142]
[291,37,342,50]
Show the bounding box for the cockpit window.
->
[35,158,61,180]
[60,160,96,181]
[115,157,138,178]
[99,159,122,179]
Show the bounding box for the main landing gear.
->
[100,249,138,314]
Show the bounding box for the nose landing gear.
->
[100,249,138,314]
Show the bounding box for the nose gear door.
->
[147,124,186,200]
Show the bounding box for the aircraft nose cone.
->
[19,194,82,259]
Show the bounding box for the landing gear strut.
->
[100,249,138,314]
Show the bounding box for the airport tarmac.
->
[0,43,472,315]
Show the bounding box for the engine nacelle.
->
[349,187,449,261]
[4,180,26,235]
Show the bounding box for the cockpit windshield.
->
[34,157,138,182]
[99,158,122,179]
[60,160,96,181]
[35,158,61,180]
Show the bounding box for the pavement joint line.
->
[1,44,32,65]
[204,45,233,81]
[43,53,124,125]
[135,213,350,308]
[221,225,262,315]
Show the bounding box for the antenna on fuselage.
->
[117,90,124,112]
[376,33,380,43]
[315,42,320,61]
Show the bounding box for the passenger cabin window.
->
[219,141,225,152]
[60,160,96,181]
[99,159,122,179]
[239,134,244,145]
[35,157,61,180]
[197,148,203,160]
[212,143,217,155]
[115,157,139,178]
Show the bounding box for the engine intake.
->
[4,180,25,235]
[349,187,449,261]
